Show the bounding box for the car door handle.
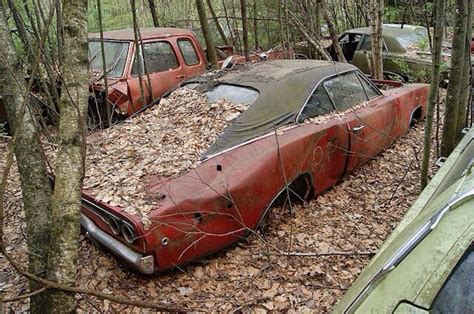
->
[352,125,365,133]
[176,74,185,79]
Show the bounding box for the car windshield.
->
[89,41,129,78]
[397,32,429,50]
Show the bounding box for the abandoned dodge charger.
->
[80,60,429,274]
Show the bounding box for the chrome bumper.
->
[80,214,155,274]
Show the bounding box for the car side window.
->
[432,246,473,313]
[357,73,380,100]
[358,35,388,52]
[298,86,335,122]
[323,72,368,111]
[132,41,179,75]
[178,39,200,66]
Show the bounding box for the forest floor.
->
[0,107,442,312]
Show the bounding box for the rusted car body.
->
[88,28,207,117]
[80,60,429,274]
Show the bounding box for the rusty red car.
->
[80,60,429,274]
[88,27,207,119]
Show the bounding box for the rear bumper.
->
[80,214,155,274]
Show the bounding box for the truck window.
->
[132,41,179,75]
[178,39,200,66]
[89,41,129,78]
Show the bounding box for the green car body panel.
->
[334,128,474,313]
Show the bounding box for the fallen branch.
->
[245,250,375,257]
[3,287,48,303]
[0,245,187,311]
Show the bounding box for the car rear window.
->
[398,32,428,49]
[183,83,259,106]
[178,39,200,66]
[359,35,388,52]
[89,41,129,78]
[206,84,259,105]
[132,41,179,75]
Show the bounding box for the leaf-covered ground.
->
[1,119,440,312]
[1,80,447,314]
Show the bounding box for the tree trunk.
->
[421,0,446,188]
[314,0,321,37]
[222,0,236,46]
[206,0,228,45]
[253,0,259,49]
[369,0,384,79]
[283,0,290,58]
[278,0,285,57]
[320,0,346,62]
[288,11,332,61]
[148,0,159,27]
[196,0,218,67]
[441,0,468,156]
[0,4,52,312]
[46,0,89,311]
[240,0,250,61]
[455,0,472,140]
[97,0,110,127]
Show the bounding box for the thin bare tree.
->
[369,0,384,79]
[253,0,259,49]
[441,0,469,156]
[455,0,472,140]
[240,0,250,61]
[320,0,346,62]
[207,0,229,45]
[197,0,218,67]
[46,0,89,310]
[0,3,52,311]
[148,0,159,27]
[421,0,446,188]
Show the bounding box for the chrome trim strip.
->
[201,124,300,161]
[80,214,155,274]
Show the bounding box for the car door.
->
[175,37,207,80]
[323,71,399,172]
[128,40,185,111]
[296,84,349,194]
[338,33,363,62]
[352,35,389,76]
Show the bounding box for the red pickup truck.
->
[1,28,208,127]
[89,27,208,119]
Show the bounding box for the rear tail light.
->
[121,224,137,244]
[108,217,121,235]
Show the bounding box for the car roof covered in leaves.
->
[191,60,357,157]
[88,27,197,41]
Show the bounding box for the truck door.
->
[128,40,185,111]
